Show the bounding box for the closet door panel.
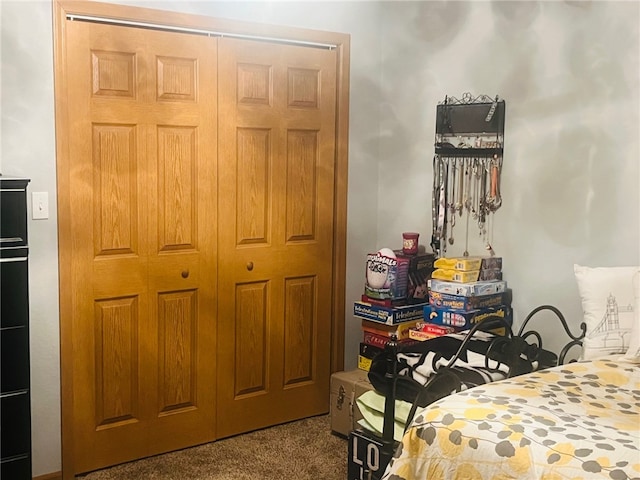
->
[217,37,337,438]
[64,19,217,474]
[157,126,198,251]
[236,128,271,245]
[93,296,140,428]
[234,282,269,397]
[157,290,198,413]
[286,130,319,241]
[283,276,316,386]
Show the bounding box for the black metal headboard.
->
[369,304,586,453]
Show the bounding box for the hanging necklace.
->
[448,159,457,245]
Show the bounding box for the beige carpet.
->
[77,415,348,480]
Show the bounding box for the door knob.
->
[181,270,189,278]
[246,262,254,271]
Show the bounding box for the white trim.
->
[0,256,28,262]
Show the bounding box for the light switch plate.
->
[32,191,49,219]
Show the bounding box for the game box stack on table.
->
[355,246,435,370]
[330,243,435,439]
[345,240,435,480]
[414,256,512,339]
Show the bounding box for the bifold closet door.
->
[64,20,217,473]
[216,37,337,438]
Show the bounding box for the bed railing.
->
[372,305,587,454]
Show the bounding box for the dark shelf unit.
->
[430,93,506,258]
[0,177,32,479]
[433,146,503,158]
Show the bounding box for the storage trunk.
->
[329,369,374,437]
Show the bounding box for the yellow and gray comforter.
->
[383,356,640,480]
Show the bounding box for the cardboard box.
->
[428,290,512,311]
[358,343,384,372]
[362,331,393,349]
[424,305,513,331]
[416,322,458,335]
[434,257,483,271]
[361,319,417,340]
[432,269,480,283]
[393,251,435,302]
[428,279,507,297]
[330,369,375,437]
[480,257,502,270]
[408,329,439,341]
[357,355,372,372]
[479,268,502,281]
[409,321,458,341]
[362,331,418,349]
[354,301,428,325]
[364,251,435,302]
[433,256,502,271]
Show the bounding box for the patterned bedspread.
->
[382,356,640,480]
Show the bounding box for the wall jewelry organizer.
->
[430,92,506,258]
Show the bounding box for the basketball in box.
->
[424,305,513,330]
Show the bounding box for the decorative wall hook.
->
[431,94,506,258]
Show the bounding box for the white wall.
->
[374,1,639,356]
[1,0,637,476]
[1,0,61,476]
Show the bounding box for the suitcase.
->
[329,369,374,437]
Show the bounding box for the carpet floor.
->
[77,415,348,480]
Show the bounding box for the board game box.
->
[354,300,428,325]
[427,279,507,297]
[423,305,513,330]
[428,290,511,311]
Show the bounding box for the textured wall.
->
[374,1,639,357]
[1,0,638,476]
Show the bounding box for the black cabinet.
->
[0,177,31,479]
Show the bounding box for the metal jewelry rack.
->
[430,93,506,258]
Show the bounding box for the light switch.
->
[32,191,49,220]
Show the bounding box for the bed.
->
[355,305,596,479]
[382,356,640,480]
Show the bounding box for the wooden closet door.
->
[217,38,337,437]
[64,20,217,473]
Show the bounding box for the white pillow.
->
[574,264,639,360]
[623,270,640,363]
